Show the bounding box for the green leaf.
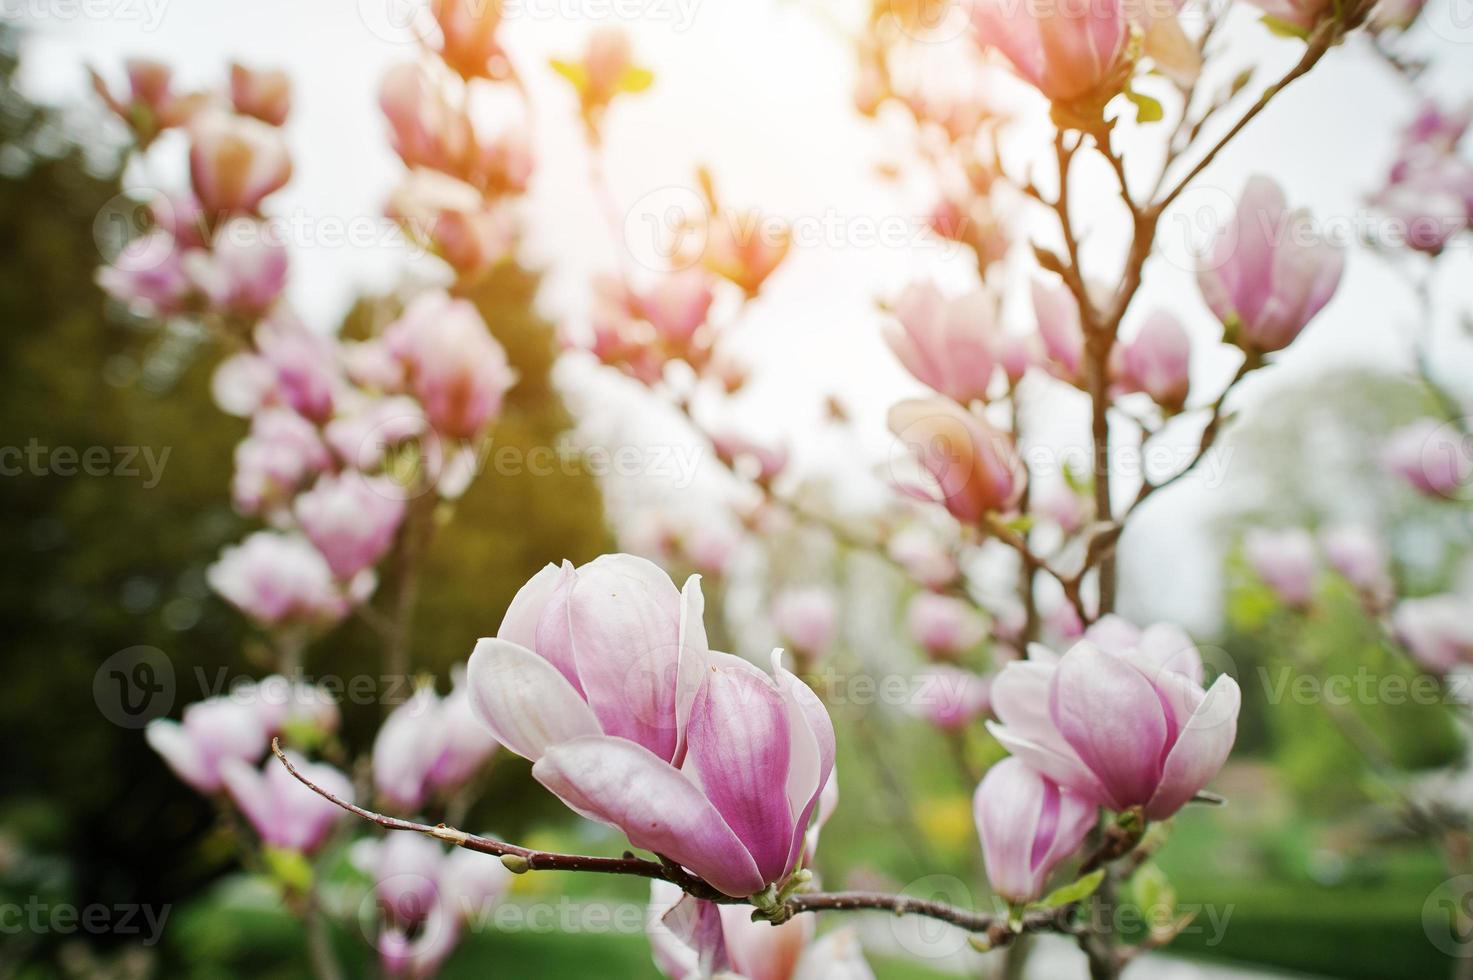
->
[1260,14,1311,39]
[1125,89,1164,124]
[1029,869,1105,911]
[262,847,313,895]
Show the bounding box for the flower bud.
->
[974,758,1095,904]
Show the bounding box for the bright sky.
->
[14,0,1473,630]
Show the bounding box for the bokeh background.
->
[3,0,1473,977]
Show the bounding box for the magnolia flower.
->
[207,531,359,628]
[648,881,873,980]
[1393,595,1473,674]
[915,666,992,731]
[1198,176,1345,354]
[1382,419,1473,498]
[1369,156,1473,254]
[324,395,427,471]
[772,586,839,662]
[1244,528,1317,607]
[988,630,1240,819]
[970,0,1129,104]
[1035,482,1089,535]
[554,26,652,119]
[145,696,268,793]
[974,758,1095,904]
[248,674,340,740]
[1320,524,1393,609]
[380,63,473,176]
[230,408,330,517]
[251,316,341,423]
[906,592,986,658]
[432,0,506,80]
[1032,277,1084,384]
[385,292,515,440]
[229,63,291,126]
[374,680,500,811]
[637,269,715,347]
[884,282,999,405]
[184,217,288,317]
[993,331,1041,387]
[221,752,352,853]
[90,59,204,140]
[1113,311,1191,412]
[294,472,406,580]
[189,113,292,216]
[711,430,789,483]
[96,232,193,316]
[1242,0,1336,32]
[888,398,1022,523]
[886,525,960,590]
[469,556,835,897]
[700,210,790,297]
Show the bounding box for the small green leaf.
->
[263,846,313,895]
[1029,869,1105,911]
[1259,14,1310,39]
[1125,89,1164,124]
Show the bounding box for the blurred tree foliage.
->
[0,28,607,970]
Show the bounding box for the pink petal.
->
[532,736,764,898]
[772,651,837,873]
[567,554,684,761]
[673,574,710,766]
[686,652,795,883]
[466,637,601,761]
[1050,642,1169,810]
[1146,675,1241,819]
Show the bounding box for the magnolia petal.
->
[532,735,764,898]
[985,721,1110,806]
[773,650,837,873]
[567,554,684,761]
[1146,675,1241,820]
[687,652,794,883]
[673,574,710,766]
[466,637,600,761]
[791,927,875,980]
[1051,641,1169,810]
[144,719,211,791]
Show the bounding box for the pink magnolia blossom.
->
[294,472,406,580]
[96,232,193,316]
[974,758,1095,904]
[773,586,839,661]
[1244,527,1317,607]
[1034,482,1089,535]
[884,282,999,405]
[1393,595,1473,674]
[906,592,986,658]
[207,530,359,628]
[970,0,1129,104]
[1382,419,1473,498]
[374,679,500,812]
[888,398,1022,523]
[247,675,340,740]
[648,881,873,980]
[185,217,288,317]
[886,525,960,590]
[324,395,427,471]
[1114,310,1191,412]
[1320,524,1394,609]
[988,631,1240,819]
[386,292,516,440]
[432,0,506,80]
[1198,176,1345,354]
[1031,277,1084,384]
[189,113,293,216]
[710,429,789,483]
[637,269,716,347]
[915,666,992,731]
[145,696,268,793]
[230,408,330,517]
[380,63,472,175]
[1242,0,1335,32]
[215,317,342,423]
[700,210,791,297]
[469,556,835,897]
[220,752,352,853]
[1370,0,1427,29]
[229,63,291,126]
[90,59,204,139]
[993,331,1041,387]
